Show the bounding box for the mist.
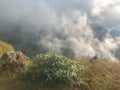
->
[0,0,120,60]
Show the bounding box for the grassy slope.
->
[79,59,120,90]
[0,40,14,58]
[0,41,119,90]
[0,58,120,90]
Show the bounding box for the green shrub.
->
[27,54,84,87]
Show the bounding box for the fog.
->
[0,0,120,60]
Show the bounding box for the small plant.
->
[27,54,84,87]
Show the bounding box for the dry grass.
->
[0,53,120,90]
[79,59,120,90]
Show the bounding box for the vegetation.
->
[79,59,120,90]
[24,54,85,89]
[0,41,120,90]
[0,53,120,90]
[0,40,14,58]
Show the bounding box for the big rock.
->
[0,51,29,69]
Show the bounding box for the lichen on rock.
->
[0,50,30,70]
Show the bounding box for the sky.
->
[0,0,120,60]
[1,0,120,29]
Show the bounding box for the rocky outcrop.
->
[0,50,30,70]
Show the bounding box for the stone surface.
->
[0,50,29,69]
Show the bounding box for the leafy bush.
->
[27,54,84,87]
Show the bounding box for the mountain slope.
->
[91,24,108,41]
[0,40,14,58]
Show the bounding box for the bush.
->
[27,54,84,87]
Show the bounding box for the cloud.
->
[0,0,120,60]
[38,10,120,60]
[92,0,120,28]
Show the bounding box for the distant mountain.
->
[91,24,108,41]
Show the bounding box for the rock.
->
[89,55,98,62]
[0,50,30,69]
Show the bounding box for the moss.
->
[0,40,14,58]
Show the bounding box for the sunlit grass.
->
[0,40,14,58]
[79,59,120,90]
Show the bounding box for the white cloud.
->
[92,0,118,15]
[0,0,120,60]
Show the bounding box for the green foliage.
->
[27,54,84,87]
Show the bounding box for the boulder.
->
[0,50,29,69]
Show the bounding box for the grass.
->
[0,40,14,58]
[0,54,85,90]
[0,53,120,90]
[79,59,120,90]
